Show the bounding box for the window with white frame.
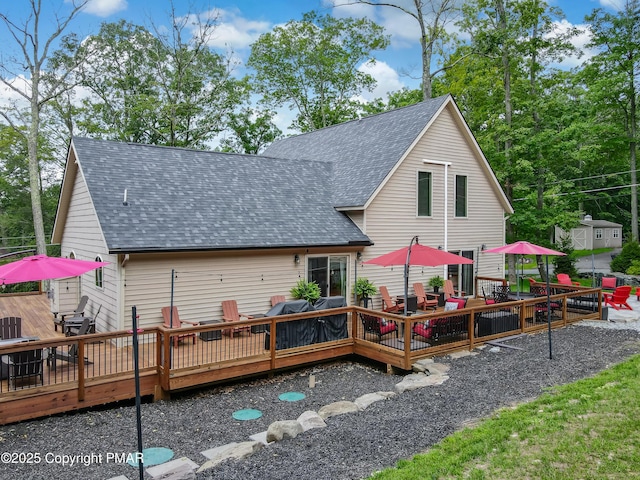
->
[417,171,432,216]
[613,229,620,238]
[595,228,603,239]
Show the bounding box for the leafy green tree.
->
[336,0,462,99]
[582,0,640,240]
[248,11,389,132]
[611,241,640,274]
[0,0,88,254]
[218,108,282,154]
[64,13,244,148]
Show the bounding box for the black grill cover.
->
[314,296,348,342]
[264,300,317,350]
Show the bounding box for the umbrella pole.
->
[404,236,419,317]
[546,256,553,360]
[132,305,144,479]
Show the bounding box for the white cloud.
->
[196,8,271,51]
[357,60,406,101]
[547,19,597,69]
[69,0,127,18]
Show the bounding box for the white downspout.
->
[423,159,452,277]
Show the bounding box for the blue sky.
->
[0,0,625,129]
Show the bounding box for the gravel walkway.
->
[1,321,640,480]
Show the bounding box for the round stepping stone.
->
[127,447,174,467]
[278,391,306,402]
[232,408,263,421]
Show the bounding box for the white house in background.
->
[555,215,623,250]
[51,94,513,333]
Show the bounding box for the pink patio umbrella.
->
[483,240,565,359]
[364,236,473,315]
[0,254,108,285]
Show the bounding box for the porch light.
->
[294,254,300,265]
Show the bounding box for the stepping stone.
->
[127,447,174,467]
[278,391,306,402]
[249,431,270,445]
[146,457,198,480]
[297,410,326,431]
[266,420,304,442]
[318,400,360,420]
[354,391,395,410]
[198,442,262,472]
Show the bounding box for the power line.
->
[513,183,639,201]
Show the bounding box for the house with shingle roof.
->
[51,94,513,332]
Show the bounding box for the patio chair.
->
[413,283,438,311]
[603,286,632,311]
[53,295,89,332]
[221,300,252,338]
[481,287,495,305]
[161,306,199,348]
[413,297,468,341]
[530,285,563,321]
[360,313,398,340]
[47,317,95,368]
[64,305,101,336]
[271,295,286,307]
[7,348,44,389]
[443,280,465,300]
[0,316,22,339]
[379,286,403,313]
[556,273,579,287]
[493,285,511,303]
[601,277,617,292]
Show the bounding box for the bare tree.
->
[0,0,88,254]
[335,0,461,99]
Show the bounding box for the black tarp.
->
[264,300,317,350]
[314,296,348,342]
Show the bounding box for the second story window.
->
[417,171,432,217]
[455,175,467,217]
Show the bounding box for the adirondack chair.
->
[556,273,579,287]
[64,305,101,336]
[271,295,286,307]
[161,306,199,348]
[0,316,22,339]
[7,348,43,390]
[413,283,438,311]
[221,300,252,338]
[603,286,632,311]
[443,279,464,300]
[379,286,403,313]
[53,295,89,332]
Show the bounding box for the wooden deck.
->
[0,287,603,425]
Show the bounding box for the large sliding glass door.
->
[447,250,475,296]
[308,255,348,297]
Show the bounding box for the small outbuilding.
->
[555,215,623,250]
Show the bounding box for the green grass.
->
[370,354,640,480]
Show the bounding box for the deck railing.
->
[0,284,601,424]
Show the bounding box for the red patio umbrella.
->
[0,254,108,285]
[364,236,473,315]
[483,240,565,359]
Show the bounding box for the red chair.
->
[221,300,253,337]
[413,282,438,310]
[360,313,398,340]
[443,279,465,300]
[601,277,617,291]
[161,306,199,348]
[379,286,404,313]
[556,273,579,286]
[413,297,467,340]
[270,295,286,307]
[603,286,632,311]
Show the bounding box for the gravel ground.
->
[1,322,640,480]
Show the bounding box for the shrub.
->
[290,279,321,304]
[428,276,444,288]
[353,277,377,300]
[626,260,640,276]
[552,236,578,278]
[611,241,640,273]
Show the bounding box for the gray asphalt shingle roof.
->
[264,95,450,208]
[72,137,371,253]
